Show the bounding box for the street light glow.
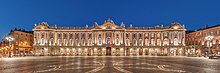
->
[5,36,14,41]
[205,35,213,41]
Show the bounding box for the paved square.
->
[0,56,219,73]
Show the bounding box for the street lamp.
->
[5,36,14,57]
[205,35,214,57]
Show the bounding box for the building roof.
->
[34,19,185,30]
[187,24,220,34]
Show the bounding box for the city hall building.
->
[33,19,186,56]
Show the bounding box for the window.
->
[76,39,79,46]
[116,39,119,44]
[164,32,167,36]
[82,33,85,39]
[51,39,54,45]
[75,33,79,39]
[107,33,110,37]
[157,33,160,37]
[151,33,154,37]
[217,31,219,35]
[82,39,84,45]
[50,33,54,38]
[139,34,142,38]
[64,39,66,46]
[145,33,148,37]
[145,39,148,46]
[116,33,119,38]
[63,33,67,39]
[216,39,219,44]
[126,33,129,38]
[41,38,44,45]
[151,39,154,46]
[70,39,73,45]
[57,39,60,45]
[174,38,178,45]
[34,38,37,44]
[99,34,101,38]
[89,40,92,46]
[126,39,129,46]
[121,33,123,38]
[134,40,136,45]
[42,32,45,38]
[69,33,73,39]
[157,39,160,46]
[58,33,61,38]
[140,40,142,46]
[99,39,101,44]
[133,33,136,38]
[169,32,172,38]
[89,33,92,38]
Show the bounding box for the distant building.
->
[33,19,186,56]
[186,25,220,57]
[0,29,33,56]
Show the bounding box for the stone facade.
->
[0,29,33,56]
[33,19,186,56]
[186,25,220,57]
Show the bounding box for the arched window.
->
[57,39,60,46]
[64,39,66,46]
[82,39,84,46]
[99,39,102,45]
[139,40,142,46]
[116,39,119,45]
[50,38,54,45]
[69,33,73,39]
[163,38,169,46]
[134,40,137,45]
[41,38,44,45]
[145,39,148,46]
[69,39,73,46]
[76,39,79,46]
[82,33,85,39]
[157,39,160,46]
[151,39,154,46]
[174,38,178,45]
[216,39,219,45]
[126,39,129,46]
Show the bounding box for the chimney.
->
[205,25,208,29]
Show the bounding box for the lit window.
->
[99,39,101,45]
[116,39,119,44]
[70,39,72,46]
[41,38,44,45]
[82,39,84,46]
[76,39,79,46]
[64,39,66,46]
[57,39,60,46]
[140,40,142,46]
[126,39,129,46]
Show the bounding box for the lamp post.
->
[5,36,14,57]
[205,35,213,57]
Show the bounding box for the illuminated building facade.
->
[186,25,220,57]
[33,19,186,56]
[0,29,33,56]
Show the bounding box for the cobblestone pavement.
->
[0,56,219,73]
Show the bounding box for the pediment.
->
[170,22,184,29]
[97,19,123,29]
[34,22,50,29]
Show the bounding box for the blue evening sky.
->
[0,0,220,39]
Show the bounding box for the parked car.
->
[209,54,220,59]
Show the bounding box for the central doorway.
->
[106,47,111,56]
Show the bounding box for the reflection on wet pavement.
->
[0,56,219,73]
